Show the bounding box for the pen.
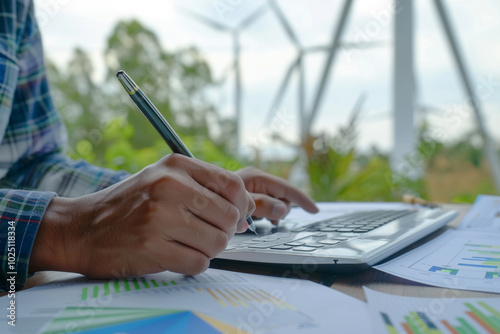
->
[116,70,257,234]
[402,194,439,208]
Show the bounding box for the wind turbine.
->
[264,0,381,144]
[179,4,269,154]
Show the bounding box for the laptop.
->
[213,203,458,272]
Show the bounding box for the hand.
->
[235,167,318,225]
[29,154,255,278]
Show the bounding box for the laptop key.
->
[248,244,272,249]
[292,246,317,252]
[352,229,370,233]
[245,239,266,243]
[271,245,293,250]
[291,227,308,232]
[304,242,324,248]
[336,228,354,232]
[319,228,337,232]
[330,237,348,241]
[318,239,340,245]
[285,241,306,246]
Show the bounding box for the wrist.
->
[29,196,89,274]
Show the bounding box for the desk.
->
[5,204,497,302]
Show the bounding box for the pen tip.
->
[116,70,125,77]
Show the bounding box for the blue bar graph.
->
[458,263,497,269]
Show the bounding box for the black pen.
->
[116,70,256,234]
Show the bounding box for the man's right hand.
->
[29,154,255,278]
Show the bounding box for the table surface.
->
[4,203,497,301]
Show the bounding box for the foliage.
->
[47,20,239,174]
[304,118,427,202]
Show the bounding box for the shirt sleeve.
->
[0,0,130,292]
[0,190,54,292]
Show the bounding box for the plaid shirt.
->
[0,0,129,292]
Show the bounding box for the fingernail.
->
[271,202,287,218]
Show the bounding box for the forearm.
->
[2,152,130,197]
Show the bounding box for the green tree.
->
[47,19,241,173]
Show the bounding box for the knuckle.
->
[212,232,229,256]
[162,153,187,168]
[188,255,210,275]
[152,173,181,193]
[223,203,240,225]
[225,173,245,196]
[241,166,258,174]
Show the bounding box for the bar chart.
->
[485,272,500,279]
[366,289,500,334]
[428,266,458,275]
[413,236,500,285]
[80,270,247,301]
[376,230,500,293]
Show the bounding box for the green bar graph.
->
[466,244,500,248]
[429,266,459,275]
[81,287,88,301]
[380,300,500,334]
[405,315,423,334]
[457,318,479,334]
[465,302,500,332]
[485,272,500,279]
[80,276,182,300]
[141,278,150,289]
[474,251,500,255]
[123,279,131,292]
[132,278,140,290]
[479,301,500,318]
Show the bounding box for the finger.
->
[251,193,290,223]
[156,241,211,276]
[158,155,254,232]
[165,155,254,225]
[163,207,231,259]
[150,173,240,236]
[186,183,255,234]
[246,172,318,213]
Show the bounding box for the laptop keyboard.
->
[230,210,414,253]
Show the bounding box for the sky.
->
[36,0,500,159]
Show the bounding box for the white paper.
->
[375,230,500,294]
[0,268,370,334]
[364,288,500,334]
[458,195,500,232]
